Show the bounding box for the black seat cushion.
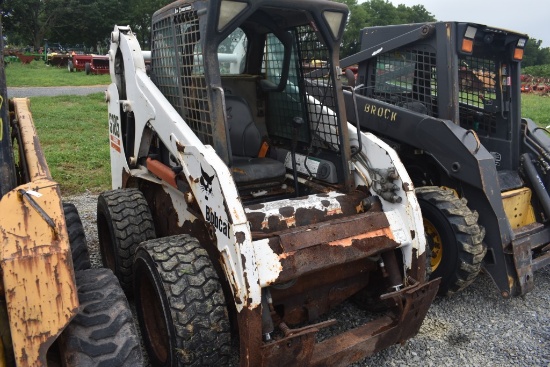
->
[225,95,286,185]
[226,95,262,157]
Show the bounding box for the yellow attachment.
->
[0,98,79,367]
[501,187,536,229]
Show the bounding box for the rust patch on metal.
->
[277,211,390,253]
[327,228,394,247]
[408,247,425,281]
[261,326,317,366]
[294,207,333,226]
[276,235,397,283]
[267,237,283,253]
[267,214,291,232]
[278,206,295,217]
[334,190,369,214]
[270,259,375,324]
[246,191,371,235]
[237,307,263,367]
[247,211,266,232]
[235,231,246,244]
[32,135,49,179]
[307,278,440,366]
[259,278,440,367]
[248,203,265,210]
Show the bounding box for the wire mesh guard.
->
[265,25,341,152]
[370,49,498,134]
[151,9,214,146]
[151,10,343,152]
[458,55,498,134]
[371,49,437,116]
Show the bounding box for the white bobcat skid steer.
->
[98,0,440,366]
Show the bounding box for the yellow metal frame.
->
[501,187,536,229]
[0,98,78,367]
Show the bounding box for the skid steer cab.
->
[99,0,439,365]
[342,21,550,298]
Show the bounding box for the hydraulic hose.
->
[522,153,550,220]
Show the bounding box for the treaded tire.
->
[59,268,143,367]
[416,186,486,296]
[85,62,91,75]
[134,235,231,367]
[97,188,156,295]
[63,202,91,270]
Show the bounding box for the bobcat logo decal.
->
[200,165,215,200]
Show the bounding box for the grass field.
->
[522,93,550,126]
[28,93,111,194]
[6,59,110,87]
[7,65,550,195]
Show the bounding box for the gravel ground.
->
[65,191,550,367]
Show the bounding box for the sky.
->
[385,0,549,47]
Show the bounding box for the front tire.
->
[84,62,91,75]
[134,235,231,367]
[58,268,143,366]
[416,186,486,296]
[63,202,91,270]
[96,188,156,295]
[67,60,74,72]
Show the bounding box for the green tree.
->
[51,0,170,51]
[51,0,130,51]
[396,4,435,23]
[523,38,550,67]
[2,0,70,49]
[2,0,182,52]
[126,0,173,49]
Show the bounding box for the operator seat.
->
[225,95,286,186]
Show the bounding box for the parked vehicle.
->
[68,54,109,74]
[341,22,550,297]
[97,0,440,366]
[0,22,142,366]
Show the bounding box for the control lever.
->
[291,117,304,196]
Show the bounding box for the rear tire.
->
[63,202,91,271]
[58,268,143,366]
[96,188,156,295]
[416,186,486,296]
[134,235,231,367]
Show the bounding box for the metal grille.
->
[265,25,340,150]
[372,49,437,116]
[458,56,497,134]
[296,25,340,151]
[264,32,309,142]
[151,17,181,113]
[152,10,213,146]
